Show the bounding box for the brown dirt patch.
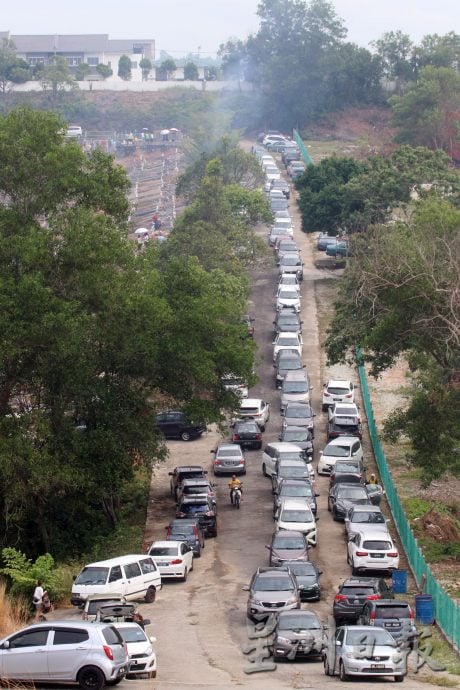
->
[421,509,460,544]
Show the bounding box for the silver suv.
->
[243,566,300,623]
[0,621,128,689]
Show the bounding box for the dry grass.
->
[0,581,30,637]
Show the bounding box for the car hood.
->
[277,627,324,642]
[252,589,295,602]
[272,548,307,561]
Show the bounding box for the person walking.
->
[33,580,44,621]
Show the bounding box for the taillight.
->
[233,434,240,440]
[177,511,186,517]
[356,551,369,557]
[387,552,398,557]
[256,434,262,440]
[409,610,414,620]
[335,594,347,602]
[367,594,381,600]
[103,645,114,660]
[345,393,352,398]
[170,559,182,565]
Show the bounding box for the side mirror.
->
[318,570,323,575]
[316,516,320,521]
[3,641,10,650]
[168,472,173,476]
[241,585,250,591]
[149,635,156,642]
[272,341,276,345]
[315,493,320,497]
[264,544,270,550]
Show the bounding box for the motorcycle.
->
[231,485,243,509]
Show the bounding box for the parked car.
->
[270,178,290,197]
[270,198,289,212]
[231,419,263,450]
[327,416,362,441]
[221,373,249,398]
[0,621,128,688]
[273,479,319,516]
[326,240,352,257]
[149,540,194,581]
[235,398,270,430]
[317,436,363,475]
[93,602,144,625]
[344,505,388,541]
[169,465,208,500]
[279,426,314,458]
[262,441,307,478]
[278,254,304,280]
[274,498,318,546]
[274,350,305,388]
[266,530,310,566]
[81,594,126,621]
[243,566,300,623]
[329,459,366,486]
[317,232,335,251]
[332,577,394,626]
[273,310,302,336]
[280,370,311,411]
[358,600,417,648]
[164,518,205,557]
[347,530,399,575]
[176,478,217,505]
[113,622,157,678]
[282,401,315,435]
[322,379,355,410]
[273,610,326,660]
[176,495,218,537]
[328,482,373,521]
[269,226,293,246]
[265,166,281,182]
[155,410,207,441]
[281,561,322,601]
[324,625,406,682]
[273,331,303,361]
[328,402,360,422]
[211,443,246,475]
[276,288,301,313]
[276,240,299,260]
[278,273,300,292]
[272,460,314,492]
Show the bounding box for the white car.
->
[114,622,157,678]
[276,289,301,313]
[278,274,300,291]
[347,530,399,574]
[236,398,270,430]
[263,134,287,146]
[322,379,355,410]
[272,218,294,233]
[344,505,389,541]
[148,540,194,581]
[273,332,303,361]
[265,166,281,181]
[262,442,307,478]
[221,374,248,398]
[275,498,317,545]
[269,226,293,245]
[268,189,285,201]
[328,402,360,422]
[260,155,276,167]
[317,436,363,475]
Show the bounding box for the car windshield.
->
[217,448,241,457]
[284,430,310,442]
[184,485,210,494]
[375,606,411,619]
[286,562,316,576]
[279,291,298,300]
[352,512,385,524]
[74,567,109,585]
[345,629,395,647]
[362,540,392,550]
[281,485,313,498]
[180,503,208,513]
[279,614,320,630]
[281,509,313,522]
[338,488,367,499]
[178,471,203,481]
[254,577,293,592]
[287,406,312,418]
[282,257,301,266]
[236,422,258,432]
[333,423,360,433]
[335,463,360,473]
[170,525,194,535]
[273,536,305,549]
[335,406,357,415]
[283,381,308,392]
[117,626,147,643]
[150,547,177,556]
[240,407,260,415]
[324,445,350,457]
[279,360,303,371]
[279,452,304,461]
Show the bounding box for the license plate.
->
[333,397,341,401]
[371,664,385,669]
[371,553,384,558]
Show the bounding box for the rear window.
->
[328,387,350,396]
[181,503,207,513]
[362,540,392,550]
[150,547,177,556]
[375,605,411,619]
[171,524,194,535]
[340,586,375,596]
[218,447,242,456]
[102,626,124,646]
[239,408,259,415]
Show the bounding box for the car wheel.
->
[339,662,349,682]
[260,424,266,432]
[394,675,405,683]
[182,568,188,582]
[322,404,328,412]
[144,586,156,604]
[324,658,333,676]
[195,547,201,558]
[262,463,268,477]
[332,510,340,522]
[148,671,157,679]
[78,666,105,690]
[180,430,191,441]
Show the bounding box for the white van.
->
[71,555,162,607]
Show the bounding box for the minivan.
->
[71,555,162,607]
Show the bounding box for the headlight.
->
[276,636,291,644]
[286,596,298,605]
[252,599,263,607]
[145,646,153,656]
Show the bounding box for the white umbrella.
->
[135,227,149,235]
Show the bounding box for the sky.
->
[1,0,459,57]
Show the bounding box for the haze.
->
[2,0,458,56]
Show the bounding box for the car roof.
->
[284,370,307,380]
[113,622,146,631]
[357,530,393,541]
[272,529,306,539]
[240,398,263,406]
[325,436,360,447]
[279,478,313,486]
[174,465,205,472]
[279,498,313,510]
[150,540,186,548]
[85,593,124,602]
[340,577,381,586]
[84,555,153,567]
[181,478,211,485]
[268,442,304,452]
[350,505,382,513]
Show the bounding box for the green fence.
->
[357,350,459,651]
[293,129,314,166]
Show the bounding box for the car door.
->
[2,628,50,680]
[331,627,345,673]
[181,543,193,570]
[123,561,143,599]
[165,411,183,438]
[47,627,91,680]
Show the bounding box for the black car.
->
[169,465,208,500]
[231,419,263,450]
[333,577,394,625]
[273,311,302,336]
[358,599,417,648]
[164,518,206,557]
[327,416,362,441]
[328,482,372,521]
[329,460,366,486]
[279,426,314,458]
[156,410,206,441]
[273,479,319,516]
[176,495,217,537]
[272,610,326,660]
[282,560,322,601]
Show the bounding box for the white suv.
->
[275,498,317,546]
[236,398,270,430]
[322,379,355,411]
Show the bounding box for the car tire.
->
[262,463,268,477]
[322,404,328,412]
[260,424,266,432]
[182,568,188,582]
[394,675,405,683]
[324,658,333,676]
[144,586,156,604]
[180,431,191,441]
[148,671,157,679]
[78,666,105,690]
[339,662,349,682]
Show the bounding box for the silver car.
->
[282,401,316,435]
[212,443,246,475]
[0,621,128,688]
[281,370,311,411]
[324,625,407,682]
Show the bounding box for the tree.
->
[218,39,248,80]
[184,61,199,81]
[75,62,91,81]
[372,30,414,91]
[118,55,132,81]
[96,63,113,80]
[416,32,460,72]
[139,57,152,81]
[160,58,177,80]
[41,56,76,102]
[0,38,31,94]
[390,67,460,158]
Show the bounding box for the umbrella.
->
[135,227,149,235]
[160,129,170,136]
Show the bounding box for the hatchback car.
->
[148,540,194,581]
[212,443,246,475]
[155,410,206,441]
[278,426,314,458]
[276,288,301,313]
[317,436,363,475]
[273,479,319,516]
[114,622,157,678]
[266,530,310,566]
[275,498,317,546]
[282,402,315,435]
[176,496,218,537]
[278,254,304,280]
[0,621,128,687]
[358,600,417,648]
[235,398,270,430]
[333,577,394,625]
[272,610,326,661]
[243,566,300,623]
[273,332,303,361]
[322,379,355,410]
[280,371,311,411]
[282,561,322,601]
[324,625,406,682]
[164,518,205,556]
[328,482,372,521]
[347,530,399,575]
[231,419,262,449]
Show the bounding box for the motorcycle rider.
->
[228,474,242,505]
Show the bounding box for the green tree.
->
[0,38,31,94]
[416,32,460,72]
[160,58,177,80]
[390,66,460,158]
[75,62,91,81]
[118,54,132,81]
[218,39,248,80]
[139,57,152,81]
[96,63,113,80]
[372,30,414,90]
[184,61,199,80]
[41,56,76,102]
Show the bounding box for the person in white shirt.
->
[33,580,44,621]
